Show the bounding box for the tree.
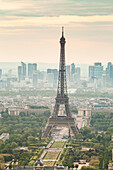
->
[81,167,96,170]
[9,163,12,169]
[75,164,78,170]
[0,156,4,170]
[39,129,42,141]
[76,133,83,140]
[20,112,26,117]
[11,142,18,149]
[93,143,104,152]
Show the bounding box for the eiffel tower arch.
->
[43,27,78,138]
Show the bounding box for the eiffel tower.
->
[43,27,78,137]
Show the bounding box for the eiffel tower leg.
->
[70,125,79,137]
[53,103,59,117]
[43,125,53,138]
[65,103,71,117]
[68,128,71,138]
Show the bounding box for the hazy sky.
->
[0,0,113,64]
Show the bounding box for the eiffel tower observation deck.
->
[43,27,78,138]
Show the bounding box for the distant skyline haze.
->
[0,0,113,64]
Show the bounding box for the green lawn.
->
[51,142,65,148]
[43,151,59,160]
[43,161,55,166]
[0,154,11,156]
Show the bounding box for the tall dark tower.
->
[53,27,71,118]
[43,27,78,137]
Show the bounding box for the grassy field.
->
[51,142,65,148]
[43,161,55,166]
[0,154,11,156]
[43,151,60,160]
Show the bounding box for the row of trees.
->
[59,112,113,169]
[0,110,51,167]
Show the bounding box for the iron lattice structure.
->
[52,27,71,118]
[57,27,67,96]
[43,28,78,137]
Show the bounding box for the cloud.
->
[0,0,31,10]
[0,0,113,18]
[0,0,113,64]
[0,15,113,30]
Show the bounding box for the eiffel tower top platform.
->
[43,27,78,138]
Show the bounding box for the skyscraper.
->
[18,62,26,81]
[0,69,2,79]
[66,65,70,81]
[71,63,75,81]
[33,73,38,88]
[106,62,112,76]
[33,63,37,73]
[47,69,58,82]
[89,63,103,80]
[71,63,75,75]
[89,66,94,82]
[94,63,103,79]
[21,62,26,77]
[89,62,103,87]
[28,63,37,78]
[18,66,22,82]
[28,63,33,78]
[110,65,113,79]
[75,67,80,80]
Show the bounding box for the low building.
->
[8,106,24,116]
[112,149,113,161]
[13,159,67,170]
[111,135,113,141]
[8,106,49,116]
[76,107,91,129]
[108,162,113,169]
[77,107,91,118]
[0,133,9,141]
[33,159,67,170]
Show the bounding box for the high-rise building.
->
[71,63,75,81]
[104,62,112,87]
[66,65,70,81]
[18,66,22,82]
[0,69,2,79]
[109,65,113,86]
[89,63,103,80]
[106,62,112,76]
[21,62,26,77]
[28,63,33,78]
[89,62,103,86]
[71,63,75,75]
[28,63,37,78]
[75,67,80,80]
[89,66,94,82]
[33,63,37,73]
[47,73,54,85]
[94,63,103,79]
[108,62,112,69]
[110,65,113,79]
[18,62,26,81]
[33,73,38,87]
[47,69,58,84]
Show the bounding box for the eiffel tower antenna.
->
[62,26,64,36]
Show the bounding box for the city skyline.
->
[0,0,113,64]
